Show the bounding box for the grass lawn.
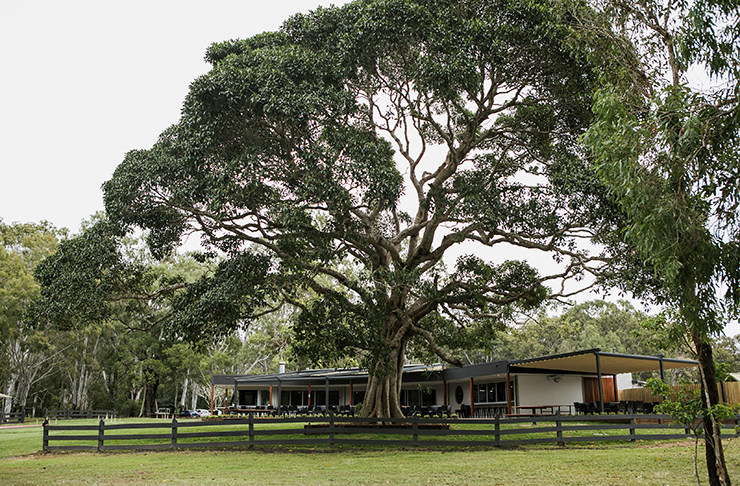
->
[2,419,740,485]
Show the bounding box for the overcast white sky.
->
[2,1,736,336]
[0,0,350,233]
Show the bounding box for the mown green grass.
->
[2,418,739,485]
[2,441,739,485]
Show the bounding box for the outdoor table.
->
[511,405,558,415]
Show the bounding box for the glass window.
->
[290,390,304,406]
[497,382,507,402]
[422,388,437,406]
[239,390,256,406]
[477,384,487,403]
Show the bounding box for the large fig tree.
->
[102,0,616,418]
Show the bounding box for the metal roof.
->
[509,348,698,375]
[213,363,445,387]
[212,349,699,388]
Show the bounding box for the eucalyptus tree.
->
[582,0,740,483]
[0,220,68,414]
[101,0,619,418]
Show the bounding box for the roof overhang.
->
[509,348,698,375]
[213,364,445,388]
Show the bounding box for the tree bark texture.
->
[693,332,731,486]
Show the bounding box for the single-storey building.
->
[210,348,698,416]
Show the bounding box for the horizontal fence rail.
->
[45,409,117,420]
[41,413,740,452]
[1,412,24,424]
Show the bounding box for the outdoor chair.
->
[456,404,470,418]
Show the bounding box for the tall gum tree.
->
[102,0,621,418]
[0,220,66,414]
[582,0,740,483]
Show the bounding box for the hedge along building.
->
[210,349,698,417]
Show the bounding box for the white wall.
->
[616,373,637,390]
[516,374,583,407]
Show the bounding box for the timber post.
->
[248,413,254,449]
[413,415,419,445]
[329,412,335,448]
[42,419,49,451]
[494,413,500,447]
[97,418,105,452]
[556,410,564,446]
[171,417,178,449]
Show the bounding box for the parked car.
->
[178,410,198,418]
[195,409,211,417]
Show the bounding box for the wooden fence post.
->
[42,422,49,451]
[413,415,419,445]
[494,413,501,447]
[329,413,335,448]
[556,410,564,446]
[171,417,178,449]
[629,417,636,442]
[97,419,105,452]
[248,413,254,449]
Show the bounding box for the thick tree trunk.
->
[360,342,406,418]
[3,381,15,414]
[141,380,159,418]
[693,333,731,486]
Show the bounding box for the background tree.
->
[0,220,66,414]
[100,0,621,418]
[582,0,740,483]
[28,221,234,416]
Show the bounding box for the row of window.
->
[238,381,509,407]
[474,382,509,404]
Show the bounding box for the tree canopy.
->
[93,0,626,418]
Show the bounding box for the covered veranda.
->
[210,349,699,417]
[508,349,699,414]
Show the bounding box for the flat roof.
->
[509,348,698,375]
[212,349,699,387]
[213,363,445,387]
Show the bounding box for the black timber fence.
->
[41,413,740,452]
[45,409,117,420]
[1,412,24,424]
